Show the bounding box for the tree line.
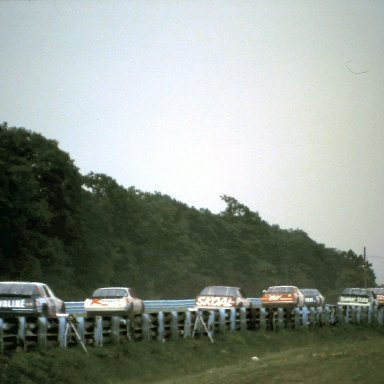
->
[0,123,376,302]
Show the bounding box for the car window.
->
[267,286,295,294]
[342,288,369,296]
[92,288,127,298]
[42,285,52,298]
[0,283,40,297]
[302,289,316,295]
[200,286,233,296]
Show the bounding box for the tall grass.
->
[1,327,384,383]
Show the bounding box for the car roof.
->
[0,281,45,286]
[94,287,130,290]
[203,285,240,289]
[268,285,298,289]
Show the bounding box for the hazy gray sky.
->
[1,1,384,282]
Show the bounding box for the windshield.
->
[92,288,127,298]
[0,283,40,297]
[342,288,370,296]
[267,286,296,294]
[370,288,384,294]
[199,286,240,297]
[301,289,317,295]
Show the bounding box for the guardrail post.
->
[316,307,323,326]
[229,308,236,331]
[183,310,192,338]
[293,307,301,328]
[76,317,86,343]
[170,311,179,339]
[367,307,373,325]
[239,307,247,330]
[141,314,151,341]
[0,319,4,354]
[259,308,267,330]
[301,307,308,327]
[157,311,165,341]
[207,310,215,337]
[111,316,120,344]
[17,317,26,349]
[216,309,225,332]
[378,308,384,326]
[94,316,103,347]
[309,307,316,326]
[277,308,284,329]
[37,317,47,349]
[58,316,67,348]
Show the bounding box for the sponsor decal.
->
[195,296,236,308]
[0,299,26,308]
[264,294,294,302]
[339,296,369,304]
[305,298,315,302]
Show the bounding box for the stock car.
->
[261,285,305,308]
[84,287,145,317]
[370,288,384,307]
[195,286,251,309]
[0,281,65,318]
[300,288,325,307]
[337,288,378,308]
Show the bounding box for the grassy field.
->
[1,326,384,383]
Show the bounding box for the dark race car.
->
[300,288,325,307]
[369,288,384,307]
[0,281,65,318]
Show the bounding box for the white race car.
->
[84,287,144,317]
[195,286,250,309]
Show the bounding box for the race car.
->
[0,281,65,318]
[370,287,384,307]
[84,287,144,317]
[337,288,378,308]
[261,285,305,308]
[300,288,325,307]
[195,286,250,309]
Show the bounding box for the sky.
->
[1,1,384,283]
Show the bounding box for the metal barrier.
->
[64,298,263,315]
[1,304,382,354]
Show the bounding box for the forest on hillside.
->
[0,123,376,302]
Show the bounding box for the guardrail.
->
[64,298,263,315]
[1,304,383,354]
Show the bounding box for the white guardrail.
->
[64,298,263,314]
[2,300,383,354]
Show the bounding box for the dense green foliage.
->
[1,327,384,384]
[0,123,376,301]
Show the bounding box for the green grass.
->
[1,326,384,383]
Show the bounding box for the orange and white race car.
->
[370,288,384,307]
[261,285,304,308]
[84,287,144,317]
[195,286,250,309]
